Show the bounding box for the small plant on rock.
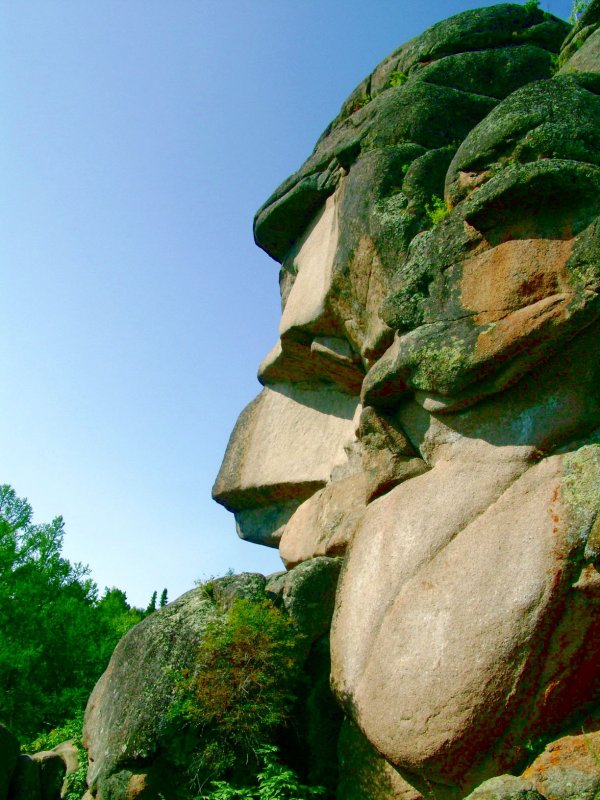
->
[351,94,371,113]
[425,195,450,227]
[388,70,408,88]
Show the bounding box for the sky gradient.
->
[2,0,575,607]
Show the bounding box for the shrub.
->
[425,195,450,227]
[350,94,371,113]
[164,597,307,789]
[199,745,326,800]
[388,70,408,88]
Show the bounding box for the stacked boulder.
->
[0,725,77,800]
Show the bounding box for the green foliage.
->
[164,597,306,789]
[0,485,143,742]
[523,0,541,11]
[146,590,158,615]
[570,0,591,21]
[350,94,371,113]
[425,195,450,227]
[24,714,88,800]
[160,588,168,608]
[388,70,408,88]
[199,745,326,800]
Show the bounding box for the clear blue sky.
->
[1,0,574,608]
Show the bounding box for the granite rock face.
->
[212,3,600,797]
[84,5,599,800]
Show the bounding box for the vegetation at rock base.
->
[199,745,326,800]
[25,714,88,800]
[0,484,147,743]
[161,595,317,794]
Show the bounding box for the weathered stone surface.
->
[50,742,79,778]
[265,556,343,642]
[254,5,567,263]
[463,776,543,800]
[84,584,220,797]
[411,45,554,100]
[9,757,40,800]
[337,719,423,800]
[0,725,20,800]
[212,384,359,546]
[446,76,600,206]
[49,742,79,799]
[208,5,600,800]
[561,27,600,74]
[84,568,344,800]
[522,730,600,800]
[369,76,600,413]
[358,406,427,501]
[259,336,364,395]
[332,336,600,790]
[560,0,600,65]
[278,473,367,568]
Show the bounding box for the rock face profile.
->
[213,1,600,796]
[84,4,599,800]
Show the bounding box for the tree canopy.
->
[0,484,145,742]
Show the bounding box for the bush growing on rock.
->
[162,596,307,790]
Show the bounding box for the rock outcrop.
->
[0,727,71,800]
[213,1,599,796]
[83,4,599,800]
[83,566,343,800]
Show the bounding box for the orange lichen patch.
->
[460,238,574,317]
[522,730,600,790]
[473,293,568,362]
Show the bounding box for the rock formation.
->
[83,3,600,800]
[0,725,73,800]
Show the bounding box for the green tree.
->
[145,590,158,615]
[160,588,168,608]
[0,485,142,742]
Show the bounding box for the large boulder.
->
[84,567,344,800]
[331,328,600,792]
[84,584,219,800]
[30,754,65,800]
[212,384,359,546]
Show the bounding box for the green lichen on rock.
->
[463,775,543,800]
[409,340,471,394]
[562,444,600,552]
